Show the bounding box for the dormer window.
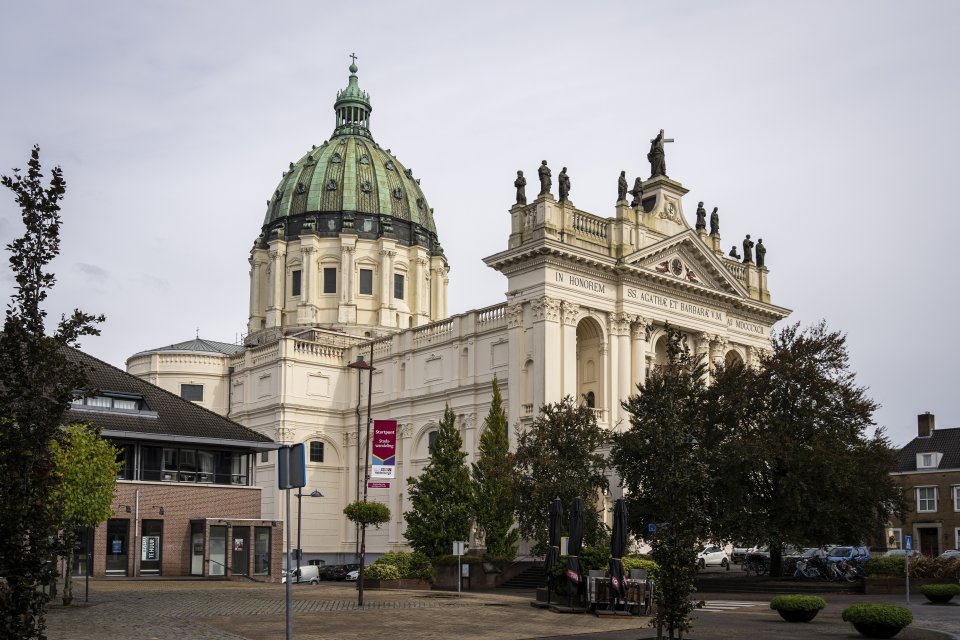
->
[72,393,143,411]
[917,452,942,469]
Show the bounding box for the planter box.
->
[362,578,431,590]
[863,577,934,595]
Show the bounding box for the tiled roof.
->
[130,337,244,358]
[894,427,960,472]
[65,347,272,447]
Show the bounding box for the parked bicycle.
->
[742,554,768,576]
[792,558,821,580]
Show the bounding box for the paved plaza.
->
[44,580,960,640]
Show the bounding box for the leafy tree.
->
[513,396,609,553]
[725,321,904,575]
[343,501,390,529]
[611,327,712,639]
[50,424,121,605]
[404,406,474,557]
[471,376,518,559]
[0,147,103,639]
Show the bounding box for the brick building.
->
[889,413,960,556]
[66,348,282,580]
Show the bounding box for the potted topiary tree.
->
[920,583,960,604]
[769,595,826,622]
[842,604,913,639]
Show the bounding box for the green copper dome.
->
[259,61,440,252]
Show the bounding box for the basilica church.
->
[126,63,790,564]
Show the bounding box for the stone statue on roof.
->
[617,171,628,202]
[742,234,754,264]
[695,202,706,231]
[630,177,643,208]
[756,238,766,268]
[514,170,527,205]
[558,167,570,202]
[538,160,552,197]
[710,207,719,236]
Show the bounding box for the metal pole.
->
[358,340,375,607]
[285,487,292,640]
[296,487,302,580]
[134,489,140,577]
[905,552,910,605]
[354,365,362,562]
[85,526,91,603]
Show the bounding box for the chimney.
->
[918,412,935,437]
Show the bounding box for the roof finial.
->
[349,52,358,74]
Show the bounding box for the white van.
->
[282,565,320,584]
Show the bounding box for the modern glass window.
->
[359,268,373,295]
[309,441,324,463]
[393,273,404,300]
[254,527,271,575]
[115,443,135,480]
[105,519,130,576]
[209,526,227,576]
[180,384,203,402]
[139,444,247,486]
[917,486,937,513]
[323,267,337,294]
[232,526,250,576]
[291,270,302,297]
[140,520,163,575]
[427,430,438,455]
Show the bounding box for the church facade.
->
[127,63,790,565]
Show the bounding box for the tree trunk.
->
[769,540,783,578]
[62,547,74,606]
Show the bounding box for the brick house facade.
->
[889,413,960,556]
[66,348,282,581]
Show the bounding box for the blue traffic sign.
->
[904,535,912,551]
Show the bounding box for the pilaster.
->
[531,295,562,408]
[338,243,356,324]
[506,302,525,437]
[630,317,650,391]
[265,241,286,328]
[560,301,581,398]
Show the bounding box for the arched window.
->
[427,430,438,455]
[586,391,596,408]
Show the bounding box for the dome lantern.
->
[333,55,372,138]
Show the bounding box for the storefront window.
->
[232,527,250,576]
[140,519,163,575]
[209,526,227,576]
[105,519,129,576]
[254,527,271,575]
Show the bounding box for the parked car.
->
[281,565,320,584]
[732,543,755,564]
[697,545,730,569]
[345,569,359,581]
[826,546,870,563]
[322,563,360,581]
[884,549,920,558]
[938,550,960,560]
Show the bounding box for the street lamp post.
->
[346,341,375,606]
[295,488,324,580]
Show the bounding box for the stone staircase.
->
[498,563,546,589]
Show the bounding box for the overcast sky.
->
[2,1,958,446]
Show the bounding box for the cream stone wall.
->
[128,169,789,563]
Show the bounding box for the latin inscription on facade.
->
[729,318,768,335]
[553,271,727,324]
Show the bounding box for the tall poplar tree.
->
[0,146,103,639]
[404,406,474,557]
[471,376,517,559]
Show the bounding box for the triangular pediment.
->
[622,231,749,297]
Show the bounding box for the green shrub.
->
[920,583,960,598]
[580,544,611,572]
[842,604,912,637]
[365,563,401,581]
[374,551,435,583]
[481,553,513,568]
[622,556,660,584]
[909,556,960,580]
[770,595,826,612]
[433,554,482,566]
[864,555,904,577]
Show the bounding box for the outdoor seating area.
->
[586,568,653,616]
